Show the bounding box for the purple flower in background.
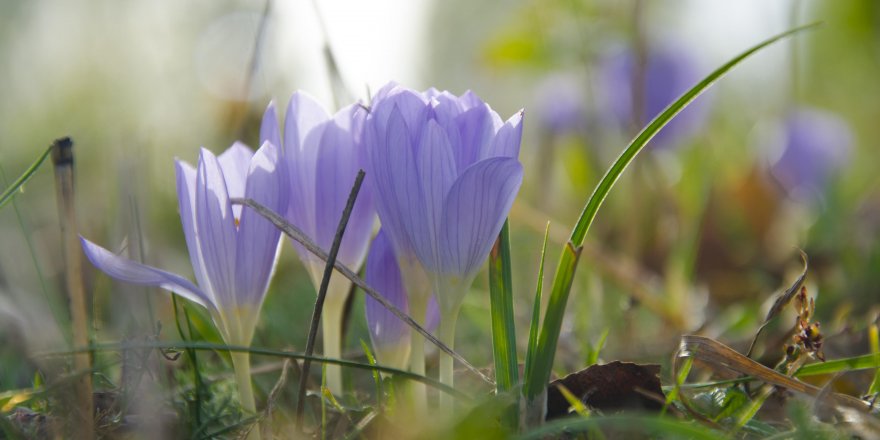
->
[364,82,524,393]
[770,107,853,201]
[534,73,587,136]
[598,44,710,150]
[81,142,286,414]
[260,92,375,395]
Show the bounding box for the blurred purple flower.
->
[81,142,285,347]
[534,74,586,135]
[260,92,375,395]
[364,83,524,317]
[770,107,853,201]
[598,44,710,149]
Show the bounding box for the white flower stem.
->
[407,293,429,411]
[438,305,460,412]
[321,280,349,396]
[231,350,261,440]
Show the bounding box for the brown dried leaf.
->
[545,361,664,420]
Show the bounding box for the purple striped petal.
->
[313,105,374,268]
[366,106,424,261]
[235,141,285,307]
[195,148,238,311]
[285,94,329,253]
[365,230,410,350]
[484,111,524,160]
[260,101,282,157]
[218,142,253,220]
[439,157,523,279]
[80,237,213,310]
[413,120,456,270]
[174,160,216,304]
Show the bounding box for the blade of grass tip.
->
[50,137,93,438]
[522,23,821,403]
[524,222,550,382]
[296,170,365,430]
[229,197,492,384]
[0,144,52,210]
[489,220,518,394]
[360,340,383,411]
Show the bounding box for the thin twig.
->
[229,198,493,385]
[295,170,364,430]
[51,137,94,439]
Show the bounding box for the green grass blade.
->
[524,222,551,381]
[488,220,518,393]
[793,352,880,377]
[37,341,467,399]
[522,23,819,402]
[0,145,52,210]
[523,242,582,400]
[868,323,880,395]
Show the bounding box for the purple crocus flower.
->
[769,107,853,202]
[364,82,524,395]
[80,141,286,415]
[260,92,375,395]
[597,44,710,150]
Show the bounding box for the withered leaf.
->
[545,361,664,420]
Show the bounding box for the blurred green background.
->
[1,0,878,416]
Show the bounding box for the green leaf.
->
[488,220,518,394]
[521,22,820,403]
[0,145,52,210]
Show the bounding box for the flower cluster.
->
[81,83,524,411]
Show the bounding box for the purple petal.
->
[235,141,285,306]
[365,105,424,261]
[412,120,456,270]
[260,100,282,156]
[80,237,213,310]
[175,160,216,303]
[283,91,330,155]
[370,88,428,141]
[312,106,375,269]
[484,111,524,160]
[195,148,238,311]
[425,295,440,332]
[365,230,411,350]
[285,93,330,252]
[455,104,495,172]
[439,157,523,279]
[218,142,254,219]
